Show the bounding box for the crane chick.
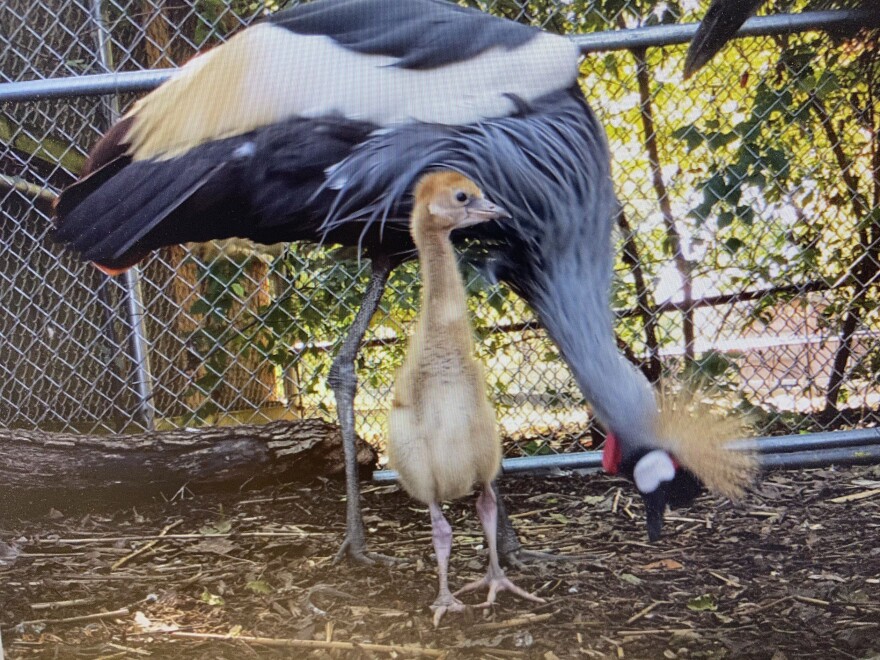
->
[388,171,545,626]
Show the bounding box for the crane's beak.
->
[641,487,668,542]
[633,449,677,542]
[464,197,512,225]
[639,462,703,542]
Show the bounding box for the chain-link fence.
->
[2,0,878,459]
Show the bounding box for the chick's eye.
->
[456,191,468,203]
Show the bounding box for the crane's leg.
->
[429,502,466,627]
[330,253,398,566]
[494,480,562,568]
[455,484,546,607]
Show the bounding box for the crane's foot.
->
[454,566,546,608]
[431,592,467,627]
[495,483,563,569]
[333,535,404,567]
[501,547,566,571]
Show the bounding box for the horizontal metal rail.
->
[0,69,171,103]
[572,8,878,53]
[759,444,880,469]
[728,427,880,454]
[1,9,877,103]
[372,426,880,481]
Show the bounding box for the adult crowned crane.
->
[54,0,753,561]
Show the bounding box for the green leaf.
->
[814,71,841,100]
[687,594,718,612]
[736,205,755,226]
[689,350,736,379]
[706,130,737,151]
[200,590,225,607]
[672,125,705,151]
[765,148,790,178]
[724,237,745,253]
[246,580,273,595]
[521,440,552,456]
[190,298,213,315]
[196,373,222,391]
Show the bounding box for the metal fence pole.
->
[90,0,156,430]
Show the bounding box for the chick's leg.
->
[429,502,465,626]
[456,485,546,607]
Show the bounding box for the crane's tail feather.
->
[54,156,227,265]
[683,0,763,78]
[654,388,758,500]
[52,140,251,270]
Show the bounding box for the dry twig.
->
[167,631,445,657]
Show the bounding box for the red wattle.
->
[602,432,621,474]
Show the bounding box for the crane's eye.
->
[455,191,468,203]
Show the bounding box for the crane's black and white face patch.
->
[633,449,676,494]
[125,0,579,162]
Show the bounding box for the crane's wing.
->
[120,0,579,162]
[53,0,580,269]
[683,0,765,78]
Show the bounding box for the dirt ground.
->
[2,465,879,659]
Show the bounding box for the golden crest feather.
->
[653,386,758,500]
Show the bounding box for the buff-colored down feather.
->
[654,387,758,500]
[385,172,543,626]
[387,172,501,505]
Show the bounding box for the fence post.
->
[90,0,156,430]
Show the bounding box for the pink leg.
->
[429,502,466,627]
[455,485,546,607]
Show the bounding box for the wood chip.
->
[471,613,553,631]
[828,488,880,503]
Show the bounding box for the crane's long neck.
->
[501,197,660,460]
[412,216,470,330]
[531,264,658,457]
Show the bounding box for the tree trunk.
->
[811,95,878,415]
[631,44,696,362]
[1,419,377,515]
[616,208,662,383]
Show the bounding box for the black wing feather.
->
[53,118,382,266]
[54,151,236,264]
[268,0,537,69]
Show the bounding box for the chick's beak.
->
[466,197,512,223]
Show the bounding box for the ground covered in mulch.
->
[2,465,879,659]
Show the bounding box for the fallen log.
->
[0,419,378,515]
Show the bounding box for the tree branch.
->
[631,45,696,361]
[811,94,878,413]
